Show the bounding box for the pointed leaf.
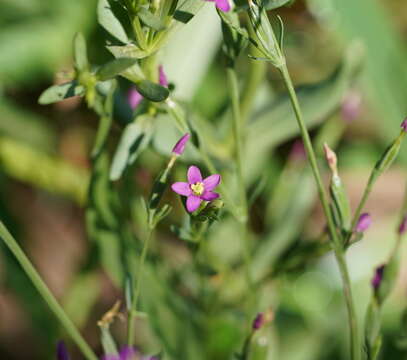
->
[96,58,138,81]
[38,81,84,105]
[98,0,129,43]
[138,7,166,31]
[73,32,88,72]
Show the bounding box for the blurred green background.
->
[0,0,407,359]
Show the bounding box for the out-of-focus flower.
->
[371,264,385,291]
[252,308,274,331]
[355,213,371,233]
[289,140,306,162]
[158,65,168,87]
[171,165,221,212]
[127,65,169,110]
[398,215,407,235]
[102,346,136,360]
[341,91,361,122]
[172,133,190,156]
[205,0,231,12]
[57,341,70,360]
[401,118,407,132]
[127,88,144,110]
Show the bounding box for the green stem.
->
[127,229,153,345]
[226,68,254,309]
[279,64,360,360]
[0,222,97,360]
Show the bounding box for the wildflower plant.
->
[0,1,406,360]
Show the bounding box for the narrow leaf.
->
[73,32,88,72]
[38,81,84,105]
[96,58,138,81]
[97,0,129,43]
[138,7,165,31]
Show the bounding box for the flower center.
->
[190,182,204,196]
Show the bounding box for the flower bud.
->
[252,308,274,330]
[323,143,338,176]
[57,341,70,360]
[371,264,385,291]
[401,118,407,132]
[159,65,168,87]
[398,215,407,235]
[172,133,190,156]
[355,213,371,233]
[128,88,143,110]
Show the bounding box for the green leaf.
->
[38,81,84,105]
[73,32,88,72]
[110,118,153,181]
[96,57,138,81]
[265,0,294,10]
[138,7,166,31]
[173,0,204,26]
[100,326,119,356]
[107,44,150,60]
[97,0,129,43]
[135,80,170,102]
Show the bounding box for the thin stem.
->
[226,68,254,308]
[279,64,360,360]
[127,229,153,345]
[0,222,97,360]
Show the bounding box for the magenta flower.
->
[171,165,221,212]
[401,117,407,132]
[398,215,407,235]
[128,65,168,110]
[355,213,371,233]
[102,347,158,360]
[371,264,385,291]
[57,341,70,360]
[205,0,231,12]
[172,133,190,155]
[252,313,264,330]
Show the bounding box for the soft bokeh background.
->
[1,0,407,359]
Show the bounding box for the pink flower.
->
[205,0,231,12]
[127,65,168,110]
[172,133,190,155]
[171,165,221,212]
[355,213,371,233]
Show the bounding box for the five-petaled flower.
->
[205,0,231,12]
[171,165,221,213]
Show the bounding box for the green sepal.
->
[73,32,88,72]
[138,7,166,31]
[100,325,119,357]
[376,253,400,305]
[330,174,351,232]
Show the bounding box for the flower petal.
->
[201,191,219,201]
[171,182,191,196]
[128,88,143,110]
[187,165,202,184]
[203,174,221,191]
[215,0,231,12]
[186,195,202,213]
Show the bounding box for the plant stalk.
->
[0,222,98,360]
[127,229,153,345]
[279,64,360,360]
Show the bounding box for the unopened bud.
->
[401,118,407,132]
[398,215,407,235]
[323,143,338,176]
[355,213,371,233]
[371,264,385,291]
[172,133,190,156]
[252,308,274,330]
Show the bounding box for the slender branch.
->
[279,64,360,360]
[0,222,98,360]
[127,229,153,345]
